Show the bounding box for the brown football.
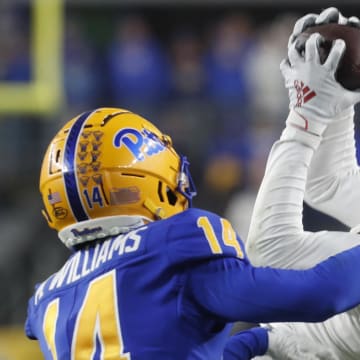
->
[296,23,360,90]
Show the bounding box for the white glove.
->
[281,6,360,143]
[281,33,360,137]
[288,7,360,48]
[266,326,337,360]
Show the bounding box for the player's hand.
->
[266,326,337,360]
[288,7,360,48]
[280,33,360,136]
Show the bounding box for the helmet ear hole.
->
[166,186,178,206]
[157,181,178,206]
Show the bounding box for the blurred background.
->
[0,0,358,358]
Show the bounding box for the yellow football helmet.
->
[40,108,196,248]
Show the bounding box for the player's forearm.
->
[304,108,360,227]
[307,109,357,180]
[305,169,360,228]
[246,116,319,264]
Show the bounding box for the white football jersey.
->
[246,117,360,360]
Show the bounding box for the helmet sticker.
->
[48,191,62,205]
[77,163,88,174]
[113,128,166,161]
[91,141,101,151]
[93,131,104,142]
[91,161,101,172]
[81,131,92,139]
[92,174,103,185]
[53,207,68,220]
[78,152,88,161]
[91,151,100,162]
[79,176,90,187]
[83,186,104,209]
[110,187,141,205]
[79,141,89,153]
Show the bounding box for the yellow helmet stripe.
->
[63,111,93,221]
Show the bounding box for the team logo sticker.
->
[53,207,68,219]
[113,128,166,161]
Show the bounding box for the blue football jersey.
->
[25,208,246,359]
[25,207,360,359]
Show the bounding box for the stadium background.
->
[0,0,358,358]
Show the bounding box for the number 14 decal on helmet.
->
[43,270,131,360]
[83,186,104,209]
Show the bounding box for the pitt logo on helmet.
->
[113,128,166,161]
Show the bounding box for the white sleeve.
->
[265,325,337,360]
[246,113,360,269]
[304,108,360,228]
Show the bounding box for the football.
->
[296,23,360,90]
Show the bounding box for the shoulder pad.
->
[166,208,246,265]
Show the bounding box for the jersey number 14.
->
[43,270,130,359]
